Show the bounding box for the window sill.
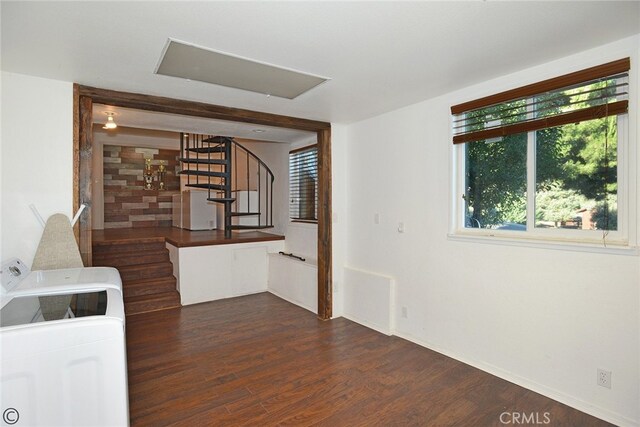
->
[288,221,318,229]
[290,220,318,225]
[447,231,638,256]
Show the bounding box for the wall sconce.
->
[157,164,167,190]
[143,158,154,190]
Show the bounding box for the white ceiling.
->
[93,104,316,144]
[2,2,639,124]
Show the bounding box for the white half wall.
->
[1,72,73,267]
[174,240,285,305]
[285,221,317,261]
[344,35,640,426]
[268,253,317,314]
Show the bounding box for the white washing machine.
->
[1,258,122,297]
[0,288,129,426]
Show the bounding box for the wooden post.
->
[72,84,80,244]
[317,128,332,320]
[78,96,93,266]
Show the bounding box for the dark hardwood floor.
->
[126,293,611,426]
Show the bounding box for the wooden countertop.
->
[93,227,285,248]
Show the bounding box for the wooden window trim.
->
[451,58,630,115]
[290,144,318,154]
[78,85,329,132]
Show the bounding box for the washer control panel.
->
[1,258,30,295]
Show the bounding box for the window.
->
[452,58,630,243]
[289,145,318,222]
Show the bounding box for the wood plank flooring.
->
[126,293,611,426]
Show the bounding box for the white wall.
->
[281,138,319,263]
[343,266,394,335]
[0,68,4,265]
[284,222,317,260]
[344,35,640,426]
[1,72,73,267]
[268,253,317,314]
[174,240,285,305]
[331,124,348,318]
[236,139,290,235]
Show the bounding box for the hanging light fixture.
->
[103,112,117,130]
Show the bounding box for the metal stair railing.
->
[179,132,274,238]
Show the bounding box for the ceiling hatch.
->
[155,39,329,99]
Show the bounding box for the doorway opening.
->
[73,86,333,319]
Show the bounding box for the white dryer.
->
[0,288,129,426]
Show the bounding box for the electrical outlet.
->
[401,307,408,318]
[597,369,611,389]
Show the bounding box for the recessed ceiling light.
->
[252,129,266,133]
[155,39,330,99]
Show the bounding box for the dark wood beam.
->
[77,85,330,132]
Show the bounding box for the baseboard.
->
[181,289,267,306]
[392,330,638,427]
[267,289,316,314]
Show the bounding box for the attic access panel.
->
[155,39,329,99]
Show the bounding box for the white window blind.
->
[451,58,630,145]
[289,145,318,221]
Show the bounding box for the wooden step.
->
[179,157,228,165]
[202,136,233,144]
[123,276,177,298]
[207,197,236,203]
[185,183,227,191]
[179,170,229,178]
[125,291,181,316]
[93,249,170,268]
[230,212,260,217]
[229,225,274,230]
[93,240,166,255]
[187,146,226,153]
[118,262,174,282]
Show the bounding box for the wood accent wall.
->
[103,145,179,229]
